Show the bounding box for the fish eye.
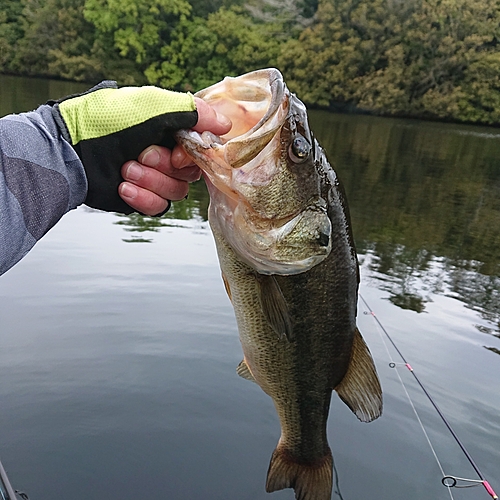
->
[289,135,311,164]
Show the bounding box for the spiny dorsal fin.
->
[256,275,293,341]
[236,359,257,383]
[335,328,383,422]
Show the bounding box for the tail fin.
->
[266,444,333,500]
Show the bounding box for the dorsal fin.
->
[335,328,383,422]
[236,359,257,383]
[256,275,293,341]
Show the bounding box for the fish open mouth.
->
[176,69,289,196]
[176,69,332,275]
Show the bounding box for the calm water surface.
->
[1,75,500,500]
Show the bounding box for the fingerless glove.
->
[50,81,198,215]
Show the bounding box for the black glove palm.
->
[51,81,198,215]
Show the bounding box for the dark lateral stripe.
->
[0,150,69,240]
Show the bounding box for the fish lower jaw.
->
[224,228,328,274]
[240,252,328,276]
[224,211,332,275]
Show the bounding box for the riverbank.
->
[2,0,499,127]
[3,71,500,130]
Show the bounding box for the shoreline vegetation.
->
[1,0,499,126]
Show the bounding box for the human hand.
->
[52,82,231,215]
[119,98,231,215]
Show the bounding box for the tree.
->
[84,0,191,66]
[457,52,500,124]
[0,0,24,69]
[278,0,379,107]
[279,0,500,124]
[146,7,283,91]
[364,0,500,122]
[8,0,102,81]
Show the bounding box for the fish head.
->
[176,68,332,275]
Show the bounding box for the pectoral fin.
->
[236,359,257,383]
[256,275,293,341]
[335,328,383,422]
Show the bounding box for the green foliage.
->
[458,53,500,123]
[146,7,283,91]
[2,0,104,81]
[364,0,500,122]
[280,0,500,124]
[1,0,500,124]
[84,0,191,67]
[185,0,247,18]
[0,0,24,68]
[187,0,230,17]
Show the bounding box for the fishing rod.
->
[359,293,498,500]
[0,459,16,500]
[0,460,29,500]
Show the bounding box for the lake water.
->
[1,74,499,500]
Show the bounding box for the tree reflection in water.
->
[114,179,211,242]
[308,111,500,336]
[115,111,500,337]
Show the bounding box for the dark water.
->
[1,74,500,500]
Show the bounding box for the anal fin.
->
[221,272,232,302]
[335,328,383,422]
[236,359,257,384]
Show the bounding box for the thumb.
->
[193,97,232,135]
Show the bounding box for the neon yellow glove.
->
[51,81,197,214]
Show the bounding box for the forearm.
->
[0,105,87,275]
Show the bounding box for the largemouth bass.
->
[176,68,382,500]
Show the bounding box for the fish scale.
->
[176,68,383,500]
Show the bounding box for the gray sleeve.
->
[0,104,88,275]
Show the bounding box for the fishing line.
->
[359,293,498,500]
[390,360,455,500]
[361,300,455,500]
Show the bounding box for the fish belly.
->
[212,223,355,500]
[210,190,381,500]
